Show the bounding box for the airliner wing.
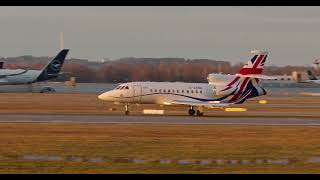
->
[306,80,320,84]
[170,100,232,107]
[0,69,28,78]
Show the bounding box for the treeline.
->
[0,56,315,83]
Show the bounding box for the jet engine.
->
[40,86,56,93]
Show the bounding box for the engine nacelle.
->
[254,85,267,96]
[207,73,236,86]
[246,85,267,100]
[40,86,56,93]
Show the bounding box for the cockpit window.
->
[125,86,129,90]
[116,86,121,89]
[120,86,125,90]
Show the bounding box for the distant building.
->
[292,71,309,83]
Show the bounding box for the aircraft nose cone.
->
[98,92,108,100]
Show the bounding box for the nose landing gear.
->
[125,103,130,115]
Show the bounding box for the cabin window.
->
[200,90,202,94]
[177,90,179,93]
[164,90,166,93]
[182,90,184,93]
[155,89,157,93]
[150,89,153,92]
[159,89,162,93]
[168,90,171,93]
[172,90,174,93]
[191,90,193,94]
[186,90,189,93]
[196,90,198,94]
[125,86,129,90]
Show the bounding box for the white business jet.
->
[98,50,271,116]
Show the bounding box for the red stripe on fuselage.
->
[229,77,250,102]
[221,86,232,92]
[226,76,240,87]
[221,76,240,92]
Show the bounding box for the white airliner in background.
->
[0,49,69,92]
[306,70,320,84]
[98,50,272,116]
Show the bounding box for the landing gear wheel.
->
[196,110,204,116]
[125,104,130,115]
[188,109,195,116]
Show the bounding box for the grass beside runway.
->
[1,123,320,173]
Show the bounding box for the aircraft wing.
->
[169,100,232,107]
[0,69,28,78]
[306,80,320,84]
[169,87,254,107]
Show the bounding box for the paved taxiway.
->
[0,114,320,126]
[0,92,318,126]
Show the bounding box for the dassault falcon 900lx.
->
[98,50,273,116]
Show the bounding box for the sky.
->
[0,6,319,66]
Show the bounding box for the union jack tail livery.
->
[237,51,268,75]
[218,51,269,104]
[99,50,271,117]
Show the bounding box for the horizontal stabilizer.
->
[234,74,278,80]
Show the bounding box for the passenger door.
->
[133,85,142,103]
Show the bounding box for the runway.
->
[0,92,318,126]
[1,114,320,126]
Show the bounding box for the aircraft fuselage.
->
[0,69,41,85]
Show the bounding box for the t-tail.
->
[35,49,69,82]
[237,50,268,76]
[220,50,268,104]
[307,70,318,80]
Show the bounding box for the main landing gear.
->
[188,108,195,116]
[188,106,204,116]
[125,103,130,115]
